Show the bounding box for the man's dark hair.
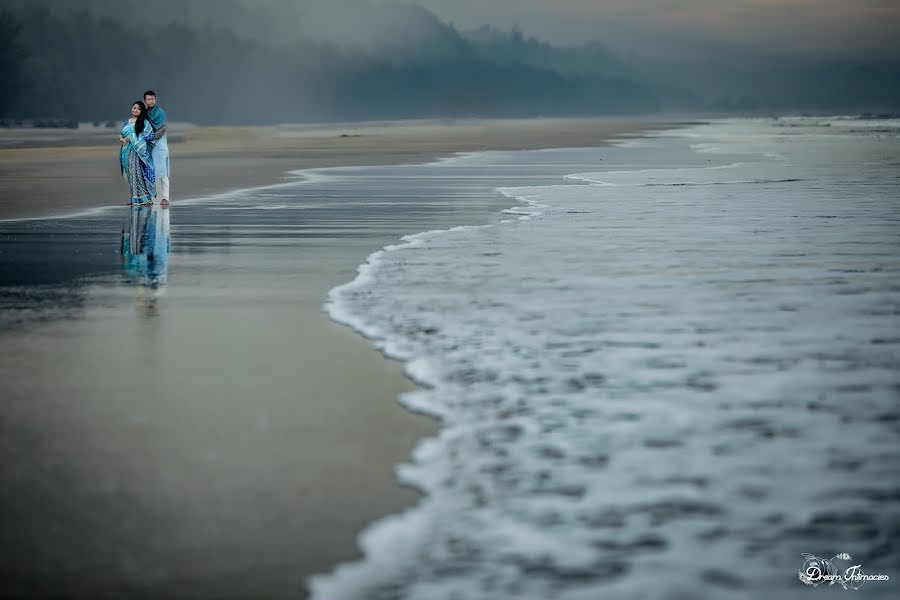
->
[143,90,156,98]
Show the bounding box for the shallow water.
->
[0,156,526,597]
[2,118,897,598]
[317,118,900,599]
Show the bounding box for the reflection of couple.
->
[122,204,170,290]
[119,90,170,206]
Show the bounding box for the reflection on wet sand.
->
[0,155,515,599]
[121,205,170,316]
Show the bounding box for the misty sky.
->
[414,0,900,59]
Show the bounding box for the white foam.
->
[314,119,900,599]
[565,162,805,187]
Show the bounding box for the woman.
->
[119,101,156,205]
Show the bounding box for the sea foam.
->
[315,119,900,599]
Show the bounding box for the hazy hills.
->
[0,0,896,124]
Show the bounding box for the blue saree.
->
[120,119,156,204]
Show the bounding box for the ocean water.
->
[0,146,535,596]
[316,118,900,599]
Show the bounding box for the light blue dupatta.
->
[119,119,156,194]
[146,105,167,133]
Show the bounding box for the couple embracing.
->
[119,90,170,206]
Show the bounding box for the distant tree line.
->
[0,5,659,124]
[2,2,897,124]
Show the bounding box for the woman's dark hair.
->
[132,100,148,135]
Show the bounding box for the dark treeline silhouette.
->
[0,4,658,124]
[1,1,898,124]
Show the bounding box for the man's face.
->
[145,95,157,109]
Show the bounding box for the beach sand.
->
[0,118,664,221]
[0,118,668,598]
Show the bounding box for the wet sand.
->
[0,118,665,221]
[0,118,668,598]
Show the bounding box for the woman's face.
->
[131,103,141,117]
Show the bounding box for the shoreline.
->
[302,117,900,600]
[0,117,677,222]
[0,118,676,598]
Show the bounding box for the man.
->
[143,90,170,206]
